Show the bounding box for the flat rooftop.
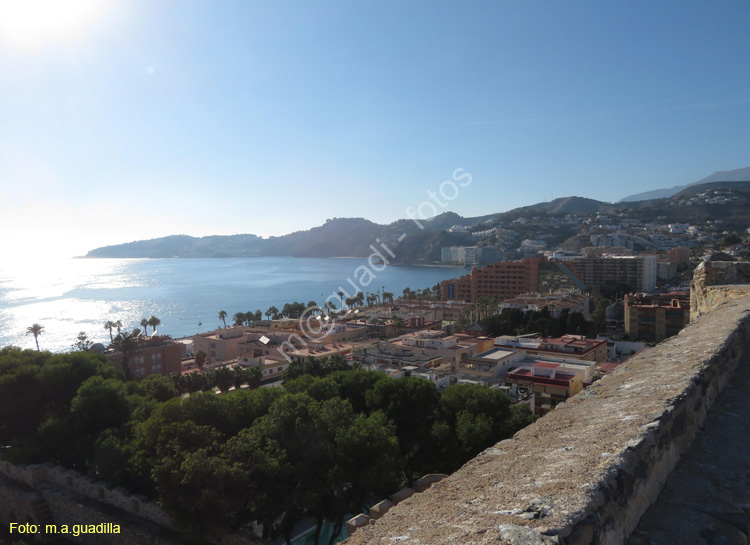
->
[474,347,517,361]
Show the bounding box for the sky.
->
[1,0,749,259]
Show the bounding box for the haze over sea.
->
[0,257,465,353]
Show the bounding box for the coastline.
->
[0,257,466,352]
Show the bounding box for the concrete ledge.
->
[413,474,448,493]
[391,487,415,503]
[369,499,395,520]
[345,513,371,537]
[344,296,750,545]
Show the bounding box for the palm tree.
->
[266,306,279,320]
[338,291,346,309]
[195,350,207,370]
[233,312,245,327]
[140,318,150,335]
[246,366,262,389]
[148,315,161,334]
[114,320,122,336]
[111,329,141,379]
[218,310,227,328]
[402,287,413,306]
[104,320,117,343]
[26,323,44,351]
[74,331,92,351]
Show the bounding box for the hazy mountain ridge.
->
[84,214,488,260]
[85,176,750,262]
[619,167,750,202]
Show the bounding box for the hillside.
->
[85,234,265,258]
[619,167,750,202]
[84,210,503,261]
[84,180,750,262]
[526,196,616,215]
[672,180,750,199]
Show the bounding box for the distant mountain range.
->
[85,170,750,262]
[618,167,750,202]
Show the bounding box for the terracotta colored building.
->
[441,257,544,302]
[106,336,183,378]
[624,291,690,342]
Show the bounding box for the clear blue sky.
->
[1,0,749,258]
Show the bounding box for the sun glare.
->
[0,0,105,48]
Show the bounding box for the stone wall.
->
[690,260,750,319]
[0,461,262,545]
[344,290,750,544]
[0,462,173,530]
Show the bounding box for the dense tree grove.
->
[480,307,593,338]
[0,346,534,544]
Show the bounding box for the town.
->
[98,184,750,421]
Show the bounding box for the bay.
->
[0,257,466,353]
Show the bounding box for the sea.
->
[0,257,466,353]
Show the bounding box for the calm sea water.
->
[0,257,465,353]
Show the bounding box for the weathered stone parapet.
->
[0,462,262,545]
[690,261,750,319]
[343,295,750,545]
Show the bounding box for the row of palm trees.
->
[214,288,403,328]
[209,284,442,333]
[22,316,165,354]
[337,287,395,310]
[104,317,162,341]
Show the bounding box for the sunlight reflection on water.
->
[0,257,466,352]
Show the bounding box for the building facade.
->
[441,257,544,302]
[567,255,657,293]
[106,336,183,378]
[624,291,690,342]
